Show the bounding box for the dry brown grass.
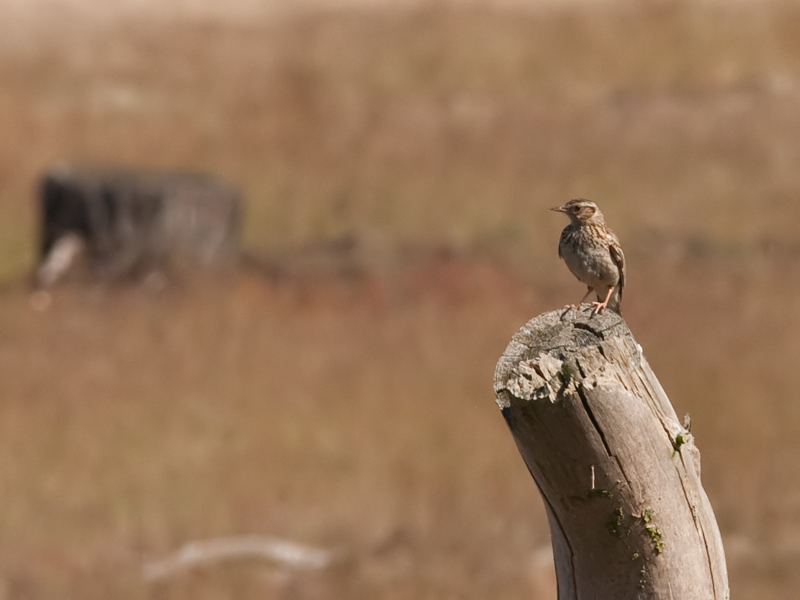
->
[2,254,800,599]
[2,1,800,598]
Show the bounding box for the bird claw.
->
[590,301,608,316]
[559,304,578,319]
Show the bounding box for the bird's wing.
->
[558,226,571,259]
[607,230,626,301]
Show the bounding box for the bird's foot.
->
[590,301,609,316]
[559,304,579,319]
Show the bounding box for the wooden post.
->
[493,308,729,600]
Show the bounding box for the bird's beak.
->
[550,205,567,213]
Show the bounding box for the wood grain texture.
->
[494,307,729,600]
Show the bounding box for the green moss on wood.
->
[587,488,613,500]
[606,507,624,536]
[639,509,665,555]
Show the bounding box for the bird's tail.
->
[608,284,623,315]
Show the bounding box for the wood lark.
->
[551,199,626,316]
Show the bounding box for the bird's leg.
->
[561,287,593,319]
[591,286,615,316]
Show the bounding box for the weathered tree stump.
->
[493,307,729,599]
[37,166,241,285]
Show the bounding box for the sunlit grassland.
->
[4,2,800,279]
[1,2,800,598]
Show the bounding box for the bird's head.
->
[551,198,604,224]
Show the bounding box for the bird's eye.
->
[571,206,580,213]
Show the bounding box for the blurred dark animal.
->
[37,166,241,286]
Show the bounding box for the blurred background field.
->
[2,0,800,598]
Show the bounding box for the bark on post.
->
[493,308,729,600]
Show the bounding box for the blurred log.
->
[37,166,240,285]
[143,535,339,582]
[493,307,729,599]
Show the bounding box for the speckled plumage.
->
[552,199,626,315]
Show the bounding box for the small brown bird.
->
[551,199,626,315]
